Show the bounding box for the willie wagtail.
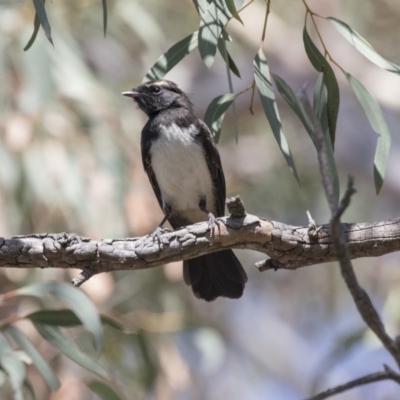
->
[122,80,247,301]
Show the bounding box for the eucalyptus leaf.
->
[192,0,209,16]
[0,333,25,400]
[303,28,340,147]
[272,73,314,144]
[217,37,241,78]
[25,309,123,331]
[328,17,400,75]
[312,75,340,205]
[102,0,108,37]
[4,325,60,391]
[345,73,391,193]
[203,93,239,143]
[23,379,36,400]
[33,323,109,380]
[145,31,199,82]
[198,1,226,68]
[224,0,243,23]
[313,74,330,145]
[88,381,123,400]
[198,0,243,68]
[24,12,41,51]
[14,282,103,352]
[253,49,300,183]
[32,0,53,46]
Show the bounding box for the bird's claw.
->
[207,213,220,232]
[152,226,170,244]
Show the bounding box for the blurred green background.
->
[1,0,400,399]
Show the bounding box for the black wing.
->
[141,126,164,213]
[195,119,226,218]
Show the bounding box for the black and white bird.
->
[122,79,247,301]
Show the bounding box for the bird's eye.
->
[151,86,161,94]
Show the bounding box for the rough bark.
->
[1,215,399,275]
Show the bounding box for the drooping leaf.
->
[33,323,109,380]
[25,309,123,331]
[217,37,241,77]
[32,0,53,46]
[312,75,340,205]
[14,282,103,352]
[23,379,36,400]
[303,28,340,148]
[102,0,108,37]
[272,73,314,144]
[4,325,60,391]
[24,12,41,51]
[224,0,243,23]
[218,35,239,141]
[88,381,123,400]
[203,93,239,143]
[145,31,199,82]
[0,333,25,400]
[345,73,391,193]
[192,0,209,16]
[328,17,400,75]
[313,74,330,141]
[198,2,226,68]
[253,49,300,183]
[198,0,243,68]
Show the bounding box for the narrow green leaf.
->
[33,323,109,380]
[328,17,400,75]
[219,35,239,142]
[217,37,241,77]
[192,0,209,16]
[312,75,340,205]
[198,2,226,68]
[197,0,244,68]
[32,0,53,46]
[25,309,123,331]
[253,49,300,183]
[4,325,60,391]
[313,74,330,142]
[23,379,36,400]
[88,381,123,400]
[203,93,239,143]
[345,73,391,193]
[24,13,41,51]
[144,31,199,82]
[14,282,103,352]
[224,0,243,23]
[303,28,340,147]
[102,0,108,37]
[0,333,25,400]
[272,73,314,144]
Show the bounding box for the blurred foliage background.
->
[1,0,400,399]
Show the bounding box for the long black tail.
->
[183,250,247,301]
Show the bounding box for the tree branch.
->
[1,214,400,278]
[299,87,400,390]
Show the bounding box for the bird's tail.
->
[183,250,247,301]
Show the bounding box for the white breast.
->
[150,123,216,222]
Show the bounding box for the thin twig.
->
[305,366,400,400]
[260,0,271,45]
[71,266,97,287]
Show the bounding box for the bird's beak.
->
[122,90,140,99]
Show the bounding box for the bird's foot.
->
[207,212,221,232]
[151,226,170,244]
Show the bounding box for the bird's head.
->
[122,80,193,116]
